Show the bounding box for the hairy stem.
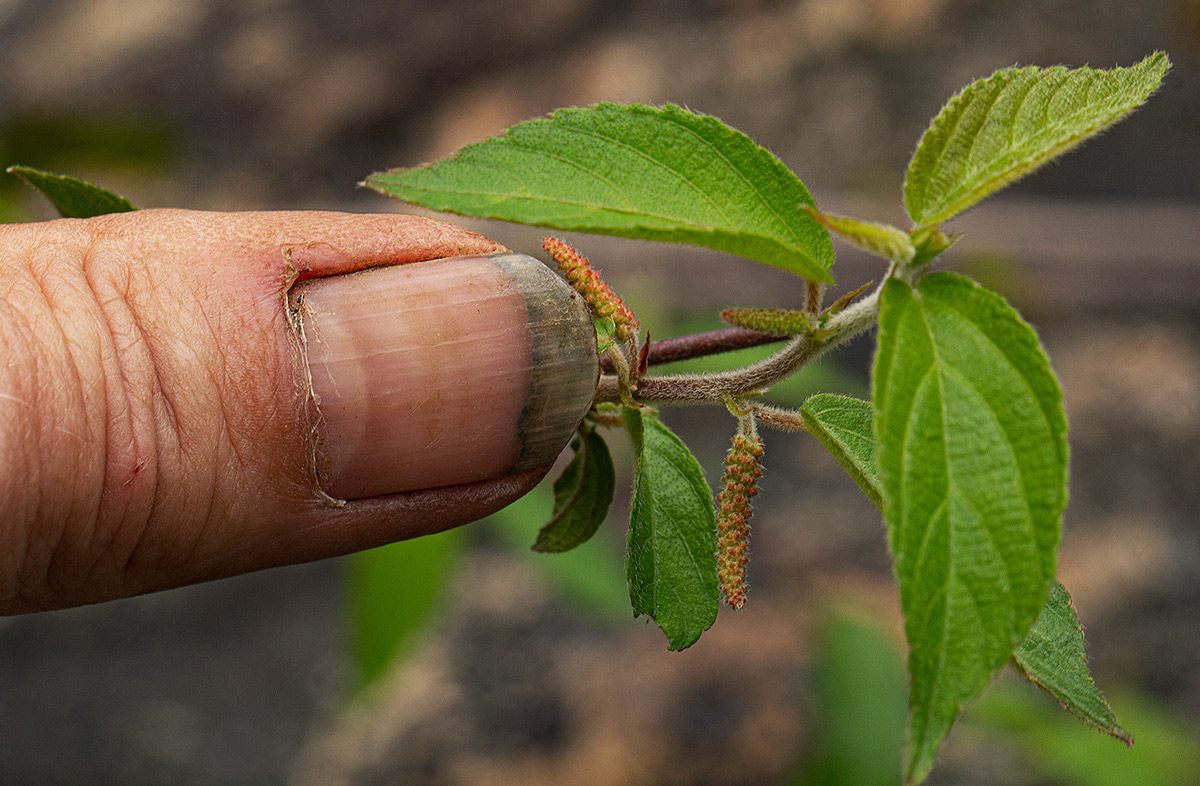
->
[750,403,808,432]
[599,327,784,372]
[805,279,824,317]
[595,287,881,405]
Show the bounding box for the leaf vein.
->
[529,121,733,225]
[654,110,806,245]
[496,142,637,208]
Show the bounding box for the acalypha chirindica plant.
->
[11,52,1170,785]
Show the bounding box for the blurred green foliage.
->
[349,527,467,691]
[966,678,1200,786]
[787,606,1200,786]
[0,113,170,221]
[790,609,907,786]
[484,481,631,622]
[350,479,631,693]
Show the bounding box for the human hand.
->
[0,209,598,613]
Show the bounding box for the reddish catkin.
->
[543,237,639,341]
[715,430,764,609]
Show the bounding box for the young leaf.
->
[904,52,1170,226]
[1013,581,1132,746]
[803,207,915,264]
[532,428,616,553]
[799,393,881,508]
[366,102,835,283]
[908,226,960,268]
[873,273,1069,784]
[7,165,137,217]
[622,406,719,650]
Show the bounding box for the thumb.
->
[0,209,598,613]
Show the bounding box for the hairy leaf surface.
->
[803,396,1123,758]
[904,53,1169,226]
[873,273,1068,784]
[800,393,882,507]
[7,165,137,217]
[367,103,835,282]
[804,208,915,264]
[1014,581,1131,745]
[533,428,616,553]
[802,399,1123,759]
[623,407,718,650]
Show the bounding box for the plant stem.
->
[595,287,881,405]
[598,327,785,372]
[750,403,808,432]
[805,279,824,317]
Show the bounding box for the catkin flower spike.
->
[715,414,764,610]
[543,237,640,343]
[721,307,813,337]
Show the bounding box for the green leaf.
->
[622,406,719,650]
[594,314,617,354]
[873,273,1068,784]
[799,393,882,509]
[7,165,138,217]
[904,53,1170,226]
[350,528,465,690]
[804,206,915,264]
[1013,581,1132,745]
[366,102,835,283]
[532,428,616,553]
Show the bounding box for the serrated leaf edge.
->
[366,101,835,282]
[904,53,1170,226]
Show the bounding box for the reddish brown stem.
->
[599,327,784,372]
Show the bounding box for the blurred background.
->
[2,1,1200,784]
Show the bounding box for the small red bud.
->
[543,237,639,342]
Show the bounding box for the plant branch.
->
[598,327,785,372]
[596,287,881,405]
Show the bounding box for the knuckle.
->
[0,221,173,609]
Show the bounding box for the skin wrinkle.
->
[122,276,185,590]
[120,257,175,516]
[0,210,549,611]
[22,229,97,601]
[120,261,234,581]
[80,232,172,591]
[0,295,36,601]
[2,218,181,605]
[39,226,153,599]
[67,230,120,584]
